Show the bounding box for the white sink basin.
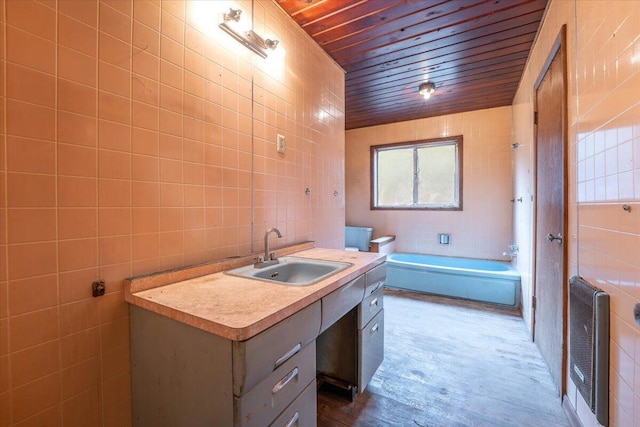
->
[225,257,353,286]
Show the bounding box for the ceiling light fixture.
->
[418,82,436,100]
[219,8,280,59]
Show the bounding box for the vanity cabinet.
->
[129,256,386,427]
[130,301,320,427]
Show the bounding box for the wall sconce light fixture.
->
[219,8,280,59]
[418,82,436,100]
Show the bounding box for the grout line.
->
[179,0,186,269]
[53,0,63,424]
[96,1,104,425]
[1,0,12,424]
[250,0,255,255]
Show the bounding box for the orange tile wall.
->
[0,0,345,425]
[513,1,640,426]
[345,106,514,260]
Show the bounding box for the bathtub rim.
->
[386,252,521,282]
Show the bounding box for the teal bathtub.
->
[386,253,521,307]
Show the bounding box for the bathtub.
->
[385,253,521,307]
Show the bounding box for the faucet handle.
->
[269,252,278,261]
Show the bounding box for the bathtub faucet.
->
[503,243,519,258]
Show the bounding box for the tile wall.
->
[0,0,345,425]
[513,1,640,425]
[345,106,514,260]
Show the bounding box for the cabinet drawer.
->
[235,342,316,427]
[320,275,365,333]
[233,301,321,396]
[358,285,383,329]
[364,263,386,297]
[269,380,316,427]
[358,309,384,393]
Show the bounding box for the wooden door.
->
[533,33,567,396]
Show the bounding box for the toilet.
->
[345,226,373,252]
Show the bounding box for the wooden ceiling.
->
[277,0,549,130]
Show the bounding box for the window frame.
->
[370,135,463,211]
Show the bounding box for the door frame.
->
[531,25,568,396]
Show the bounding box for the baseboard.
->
[562,395,584,427]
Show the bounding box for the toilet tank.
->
[345,226,373,251]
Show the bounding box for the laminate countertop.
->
[125,246,386,341]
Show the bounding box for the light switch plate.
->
[277,134,285,154]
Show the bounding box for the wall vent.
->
[569,276,609,426]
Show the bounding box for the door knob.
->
[546,233,563,244]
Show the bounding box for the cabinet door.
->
[358,309,384,393]
[130,306,234,427]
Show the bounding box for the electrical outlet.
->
[277,134,285,154]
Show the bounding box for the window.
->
[371,136,462,210]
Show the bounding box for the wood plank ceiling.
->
[277,0,549,130]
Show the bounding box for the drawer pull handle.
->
[274,343,301,369]
[370,323,379,335]
[272,367,299,394]
[369,297,378,307]
[369,282,381,294]
[283,411,300,427]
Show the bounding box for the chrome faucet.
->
[503,243,519,258]
[255,227,282,268]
